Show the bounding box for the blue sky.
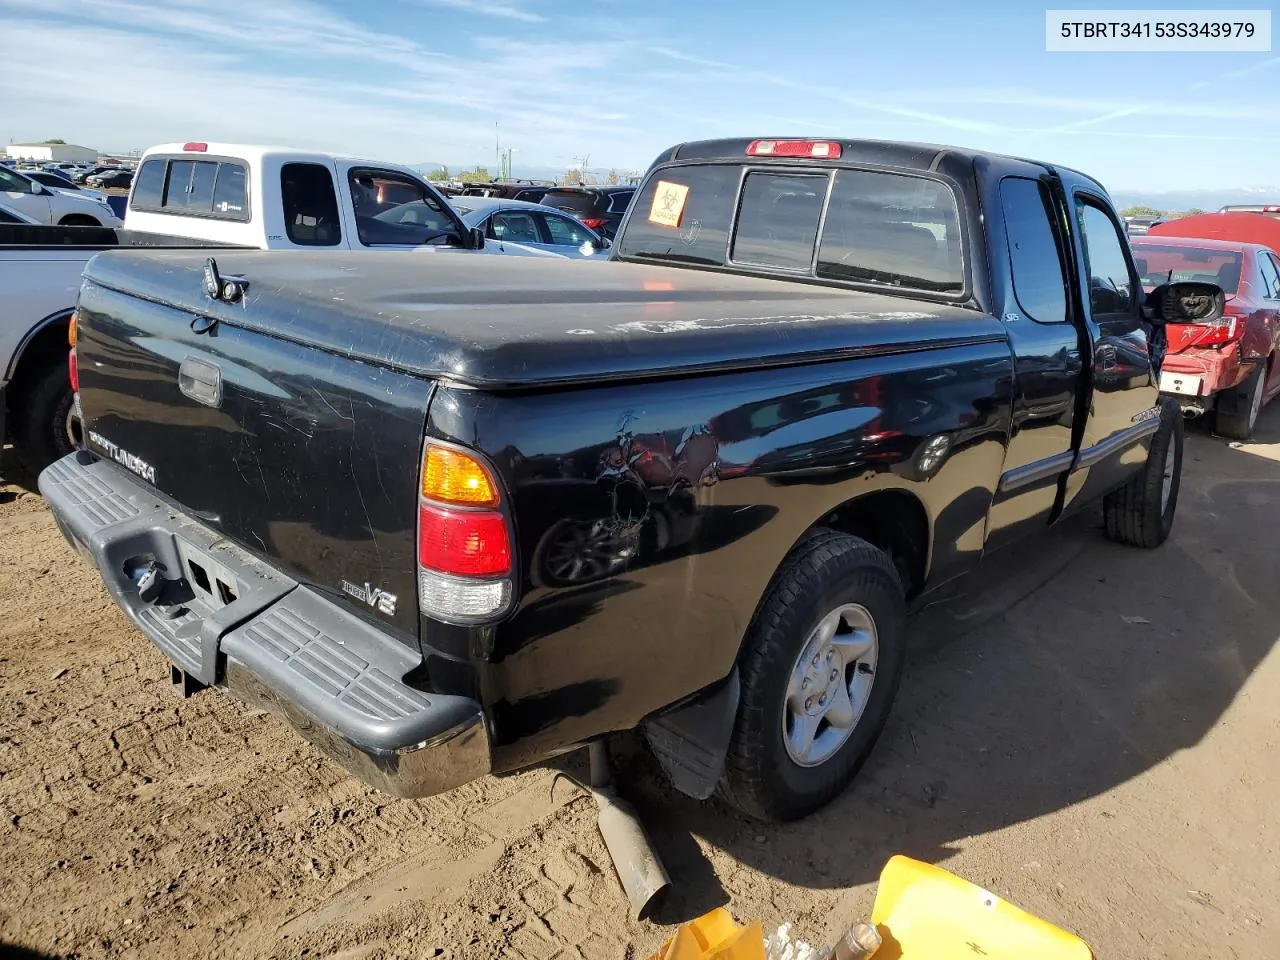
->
[1,0,1276,192]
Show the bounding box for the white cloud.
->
[417,0,545,22]
[0,2,659,167]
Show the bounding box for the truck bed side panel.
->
[428,337,1013,770]
[74,280,431,646]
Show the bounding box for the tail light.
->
[747,139,843,159]
[417,443,513,622]
[182,142,209,152]
[580,217,607,230]
[68,312,79,392]
[1187,312,1245,347]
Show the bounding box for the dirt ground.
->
[3,409,1279,960]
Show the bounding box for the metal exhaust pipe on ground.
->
[588,740,671,921]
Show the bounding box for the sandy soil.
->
[2,409,1279,960]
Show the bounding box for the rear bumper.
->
[38,451,490,798]
[1159,348,1247,407]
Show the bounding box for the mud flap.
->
[642,670,740,800]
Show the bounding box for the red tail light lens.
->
[418,502,511,577]
[183,142,208,152]
[68,348,79,393]
[747,139,843,159]
[1187,314,1245,347]
[580,217,607,229]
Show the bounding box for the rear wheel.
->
[10,361,77,474]
[1103,398,1182,549]
[1215,361,1267,441]
[719,530,907,822]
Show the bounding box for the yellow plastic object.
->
[869,855,1094,960]
[645,907,767,960]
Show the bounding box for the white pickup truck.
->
[1,141,550,473]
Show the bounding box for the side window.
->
[1000,178,1068,323]
[350,169,456,246]
[607,191,634,214]
[0,167,34,194]
[489,211,541,243]
[281,162,341,246]
[1258,253,1280,300]
[1075,197,1136,315]
[542,213,590,245]
[132,159,166,209]
[732,172,826,269]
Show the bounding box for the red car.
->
[1132,221,1280,438]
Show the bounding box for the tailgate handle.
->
[178,356,223,408]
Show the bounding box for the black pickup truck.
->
[40,138,1226,822]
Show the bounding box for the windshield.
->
[615,163,964,294]
[1132,244,1242,294]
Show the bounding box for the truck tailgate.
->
[73,278,431,646]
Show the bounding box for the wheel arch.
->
[787,488,932,599]
[6,307,73,386]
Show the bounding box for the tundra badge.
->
[341,580,397,616]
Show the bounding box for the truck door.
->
[1060,186,1161,513]
[983,174,1085,551]
[337,163,467,251]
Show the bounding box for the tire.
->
[1102,397,1182,549]
[1214,361,1267,441]
[719,530,907,822]
[10,361,77,474]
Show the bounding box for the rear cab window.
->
[616,163,965,295]
[131,155,250,221]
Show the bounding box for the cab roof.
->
[653,137,1109,195]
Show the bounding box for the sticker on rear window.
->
[648,180,689,228]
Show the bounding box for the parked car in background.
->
[0,166,121,226]
[71,166,112,183]
[448,196,609,258]
[1220,204,1280,219]
[458,178,558,203]
[23,170,109,203]
[0,199,42,224]
[1125,215,1165,236]
[86,169,134,189]
[539,185,635,239]
[1132,233,1280,438]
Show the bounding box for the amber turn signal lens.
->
[68,312,77,348]
[422,445,499,506]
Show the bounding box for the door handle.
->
[178,356,223,408]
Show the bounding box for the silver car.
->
[449,197,611,259]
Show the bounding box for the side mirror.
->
[1145,281,1225,325]
[467,226,485,250]
[29,181,45,195]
